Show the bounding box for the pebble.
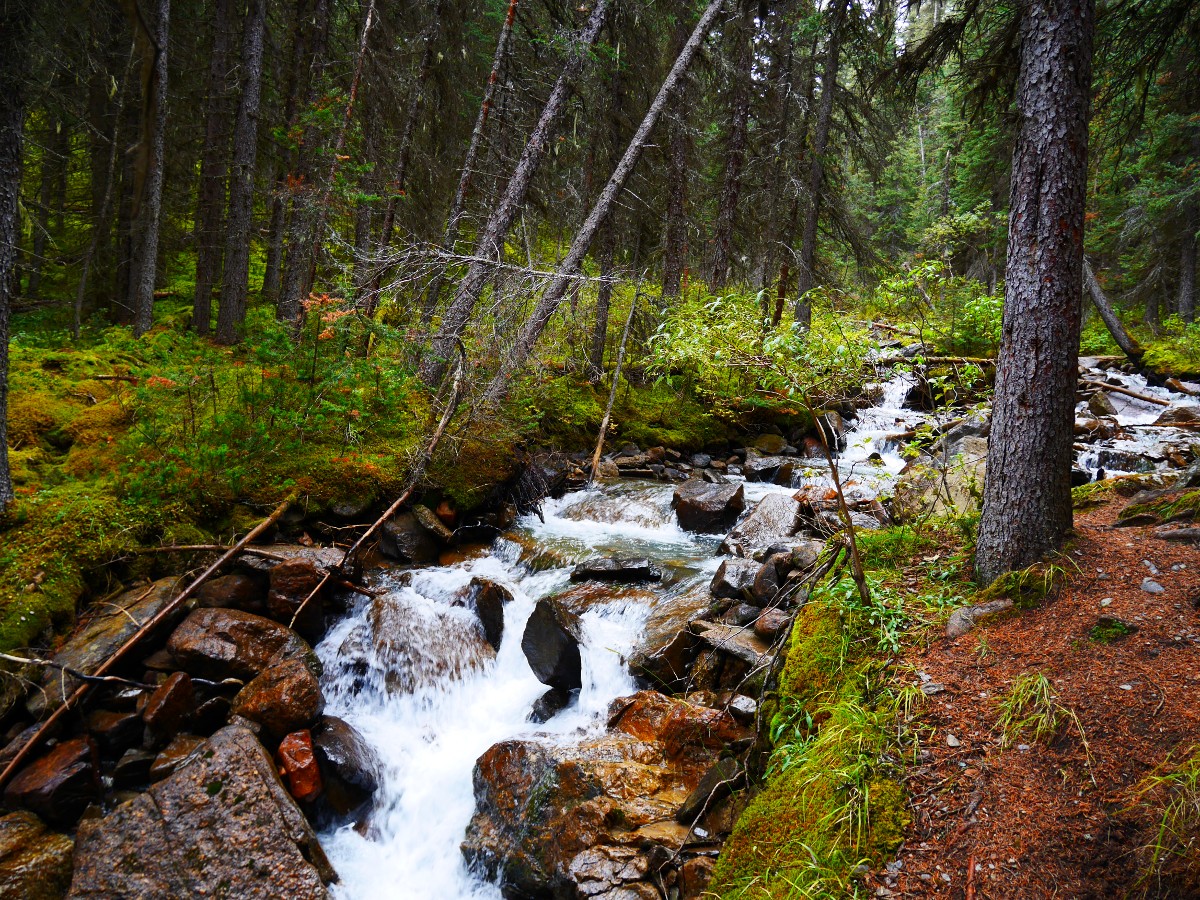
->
[1119,684,1133,690]
[1018,744,1031,751]
[1143,560,1159,575]
[1100,598,1113,607]
[1142,578,1166,594]
[946,734,961,747]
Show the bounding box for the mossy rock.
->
[973,560,1067,611]
[1116,489,1200,527]
[778,601,849,712]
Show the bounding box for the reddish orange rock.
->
[277,730,323,802]
[142,671,195,734]
[435,499,458,528]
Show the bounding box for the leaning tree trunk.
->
[1179,201,1196,324]
[482,0,728,406]
[128,0,171,337]
[794,0,847,329]
[708,0,754,291]
[975,0,1095,585]
[192,0,235,336]
[0,0,32,509]
[419,0,612,387]
[215,0,266,346]
[1083,257,1143,364]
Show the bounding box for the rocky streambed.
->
[1,363,1197,900]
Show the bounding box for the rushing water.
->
[315,367,1198,899]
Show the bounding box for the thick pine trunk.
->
[192,0,235,336]
[662,102,689,299]
[482,0,727,405]
[709,1,754,291]
[794,0,847,328]
[1179,202,1196,323]
[975,0,1095,585]
[215,0,266,345]
[419,0,612,387]
[1,1,32,509]
[129,0,171,337]
[420,0,520,325]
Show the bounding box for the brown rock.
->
[710,557,759,600]
[111,748,155,789]
[378,511,440,563]
[0,810,74,900]
[267,559,326,638]
[277,731,323,802]
[678,857,716,899]
[435,499,458,528]
[149,734,206,782]
[672,478,745,533]
[718,494,801,557]
[608,691,743,759]
[167,607,316,682]
[195,573,265,613]
[413,504,454,542]
[68,725,335,898]
[86,709,142,755]
[754,608,790,641]
[4,736,100,827]
[231,658,324,741]
[142,671,195,735]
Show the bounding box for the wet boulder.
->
[378,511,440,564]
[752,434,788,454]
[718,495,801,557]
[195,573,267,614]
[672,478,745,533]
[1087,391,1118,417]
[1154,405,1200,428]
[709,558,759,600]
[754,608,791,641]
[676,756,743,825]
[231,658,324,742]
[167,607,316,682]
[267,559,327,640]
[466,577,514,651]
[0,811,75,900]
[366,592,495,694]
[529,688,576,724]
[86,709,142,755]
[413,504,454,543]
[141,671,195,736]
[742,454,794,485]
[149,734,206,782]
[607,691,745,760]
[277,730,323,803]
[3,736,100,828]
[68,725,336,898]
[749,553,791,606]
[628,585,710,692]
[312,716,381,819]
[570,558,662,584]
[522,598,583,692]
[29,578,182,717]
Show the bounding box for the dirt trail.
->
[877,502,1200,898]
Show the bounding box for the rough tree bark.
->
[192,0,235,336]
[215,0,267,345]
[128,0,171,337]
[482,0,728,406]
[794,0,848,329]
[1083,257,1143,364]
[419,0,612,387]
[418,0,520,325]
[0,0,32,509]
[975,0,1095,585]
[708,0,755,291]
[1179,201,1196,323]
[588,221,617,380]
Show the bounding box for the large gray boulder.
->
[521,598,583,692]
[893,435,988,522]
[672,479,745,533]
[718,494,801,557]
[68,725,336,899]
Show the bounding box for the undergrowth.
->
[1130,748,1200,896]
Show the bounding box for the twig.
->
[0,652,155,691]
[589,289,639,483]
[1079,378,1170,407]
[0,496,293,791]
[136,544,288,561]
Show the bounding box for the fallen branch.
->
[0,496,293,791]
[1079,378,1171,407]
[136,544,288,562]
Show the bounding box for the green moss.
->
[778,602,850,711]
[1118,489,1200,526]
[975,560,1068,610]
[1089,617,1136,644]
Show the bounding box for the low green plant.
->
[995,673,1091,773]
[1130,748,1200,895]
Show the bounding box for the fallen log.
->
[1083,258,1144,365]
[0,496,293,791]
[1079,378,1171,407]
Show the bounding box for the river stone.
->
[1087,391,1118,417]
[277,730,322,802]
[3,736,100,827]
[312,716,381,819]
[68,725,336,898]
[267,558,326,639]
[167,607,316,682]
[752,434,788,454]
[378,511,440,564]
[466,577,514,651]
[570,558,662,583]
[521,598,583,692]
[754,608,791,640]
[893,435,989,522]
[149,734,206,782]
[29,577,182,717]
[710,557,759,600]
[86,708,142,755]
[672,478,745,533]
[142,671,195,736]
[628,584,709,693]
[196,573,267,613]
[231,657,325,741]
[719,494,801,557]
[742,455,794,484]
[0,811,74,900]
[413,504,455,542]
[749,553,791,606]
[1154,405,1200,427]
[529,687,575,724]
[676,756,743,825]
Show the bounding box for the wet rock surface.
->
[0,810,75,900]
[522,598,584,692]
[571,557,663,583]
[672,478,745,533]
[3,737,100,828]
[68,725,336,899]
[311,715,380,820]
[168,607,316,682]
[719,494,801,557]
[231,657,325,741]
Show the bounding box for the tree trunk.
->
[1,0,32,509]
[418,0,518,325]
[419,0,612,387]
[192,0,235,336]
[215,0,266,346]
[794,0,848,328]
[26,123,57,299]
[588,221,617,380]
[661,16,692,301]
[128,0,171,337]
[709,0,754,291]
[1144,287,1161,333]
[1179,201,1196,324]
[975,0,1095,585]
[1083,258,1143,363]
[482,0,727,405]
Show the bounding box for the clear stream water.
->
[314,368,1198,899]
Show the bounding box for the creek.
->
[313,366,1198,899]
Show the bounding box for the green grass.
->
[1130,748,1200,895]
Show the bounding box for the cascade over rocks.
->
[465,577,514,650]
[672,478,745,533]
[68,725,336,898]
[718,494,801,557]
[521,598,583,692]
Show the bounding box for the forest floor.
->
[873,499,1200,899]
